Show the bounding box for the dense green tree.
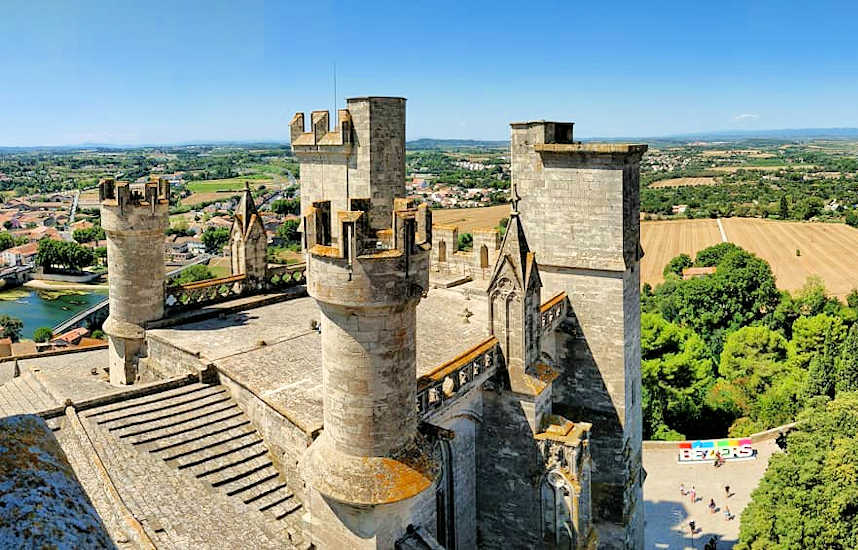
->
[737,394,858,549]
[271,198,300,216]
[663,253,692,277]
[845,210,858,228]
[641,312,715,439]
[33,327,53,343]
[837,323,858,393]
[456,232,473,252]
[0,231,27,251]
[201,227,230,253]
[72,226,105,243]
[847,289,858,309]
[790,313,846,369]
[693,242,742,267]
[172,264,214,285]
[275,219,300,245]
[779,194,789,219]
[36,238,95,272]
[0,315,23,342]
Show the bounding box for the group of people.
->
[680,481,734,549]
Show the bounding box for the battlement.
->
[304,197,431,308]
[289,109,353,149]
[99,177,170,211]
[305,197,431,261]
[509,120,576,145]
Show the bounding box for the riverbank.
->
[24,280,109,292]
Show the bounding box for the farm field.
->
[640,219,723,287]
[649,177,719,188]
[642,218,858,298]
[186,177,274,193]
[708,164,815,173]
[431,204,510,233]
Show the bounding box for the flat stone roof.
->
[147,287,489,435]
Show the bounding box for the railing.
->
[164,263,307,313]
[539,292,567,334]
[53,298,110,334]
[417,336,498,418]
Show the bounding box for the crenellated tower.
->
[293,97,438,549]
[100,177,169,385]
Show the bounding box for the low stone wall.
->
[216,369,314,503]
[144,334,208,379]
[642,423,798,450]
[34,270,103,283]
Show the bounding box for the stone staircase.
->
[73,382,306,548]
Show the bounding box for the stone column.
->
[100,178,168,385]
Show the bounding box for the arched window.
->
[479,244,489,269]
[438,240,447,263]
[541,470,575,549]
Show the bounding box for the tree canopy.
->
[36,238,95,272]
[737,394,858,549]
[0,315,23,342]
[201,227,230,253]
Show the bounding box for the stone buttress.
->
[100,177,169,386]
[292,97,439,549]
[511,120,647,549]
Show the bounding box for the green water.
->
[0,289,107,339]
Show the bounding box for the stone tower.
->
[510,121,647,549]
[292,97,438,549]
[100,177,169,386]
[229,182,267,282]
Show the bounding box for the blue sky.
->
[2,0,857,145]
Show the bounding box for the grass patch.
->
[186,177,274,193]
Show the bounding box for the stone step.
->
[84,383,214,420]
[160,426,258,462]
[121,404,243,445]
[145,419,253,455]
[179,437,266,473]
[91,385,227,425]
[103,391,233,432]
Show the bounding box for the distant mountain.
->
[406,138,509,150]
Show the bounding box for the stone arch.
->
[435,438,456,548]
[479,244,489,269]
[540,469,575,549]
[438,240,447,263]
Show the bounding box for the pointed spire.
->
[236,181,258,234]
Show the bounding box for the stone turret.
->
[294,97,438,549]
[510,120,647,549]
[229,182,267,282]
[100,177,169,385]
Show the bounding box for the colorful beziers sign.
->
[677,438,755,463]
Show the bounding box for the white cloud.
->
[734,113,760,121]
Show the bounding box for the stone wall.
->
[431,226,499,281]
[476,387,545,548]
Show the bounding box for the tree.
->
[663,253,692,278]
[172,264,214,285]
[0,315,24,342]
[33,327,53,343]
[275,219,300,245]
[72,226,105,243]
[0,232,27,251]
[693,242,741,267]
[838,323,858,393]
[791,313,846,369]
[737,394,858,549]
[201,227,230,254]
[847,289,858,309]
[36,238,95,272]
[641,313,715,439]
[457,232,473,252]
[496,217,509,237]
[271,198,300,216]
[845,210,858,228]
[779,194,789,219]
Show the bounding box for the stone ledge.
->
[533,143,648,154]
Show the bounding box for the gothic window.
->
[541,470,575,549]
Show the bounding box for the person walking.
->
[724,506,733,520]
[680,482,687,496]
[690,485,696,503]
[724,485,730,499]
[709,498,716,514]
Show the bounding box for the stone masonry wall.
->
[476,387,545,548]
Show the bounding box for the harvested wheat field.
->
[641,218,858,299]
[649,177,719,188]
[640,219,723,287]
[431,204,511,233]
[722,218,858,299]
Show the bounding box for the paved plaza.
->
[643,438,781,549]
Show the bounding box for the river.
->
[0,288,107,339]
